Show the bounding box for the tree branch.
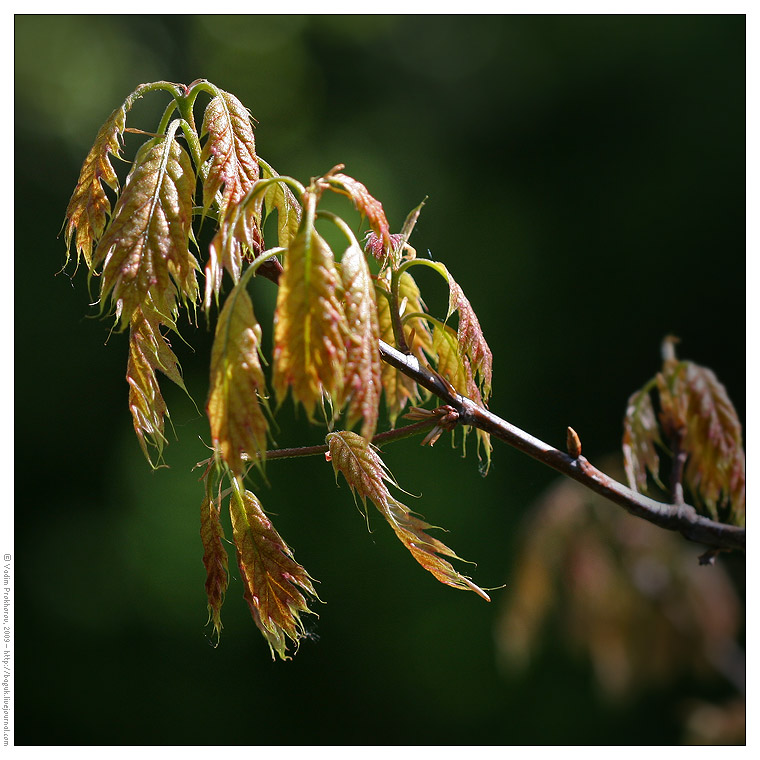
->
[378,339,745,554]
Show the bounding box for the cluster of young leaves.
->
[63,80,495,658]
[622,337,745,527]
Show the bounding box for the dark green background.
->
[15,15,744,745]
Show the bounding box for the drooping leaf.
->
[207,280,269,476]
[322,169,392,261]
[340,241,382,440]
[228,483,317,660]
[64,106,126,270]
[622,386,662,494]
[658,354,745,526]
[200,493,229,643]
[205,199,263,309]
[126,306,187,465]
[446,274,493,401]
[326,430,489,600]
[200,90,260,215]
[272,207,348,417]
[259,160,302,248]
[396,270,435,365]
[93,130,199,328]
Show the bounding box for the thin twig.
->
[378,340,745,553]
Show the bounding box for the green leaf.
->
[622,386,662,494]
[326,430,489,600]
[64,106,126,270]
[259,159,302,248]
[93,129,199,328]
[207,279,270,476]
[229,482,317,660]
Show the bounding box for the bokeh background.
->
[14,14,745,745]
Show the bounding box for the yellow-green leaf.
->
[200,494,229,643]
[64,106,126,270]
[272,210,348,417]
[340,241,382,440]
[326,430,489,600]
[229,483,317,660]
[126,307,187,465]
[622,386,662,494]
[93,131,198,328]
[260,160,302,248]
[207,280,269,476]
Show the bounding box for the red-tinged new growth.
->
[64,105,126,270]
[623,338,745,527]
[340,240,382,441]
[228,482,317,660]
[200,494,229,643]
[207,279,270,476]
[126,307,188,466]
[93,129,199,329]
[272,195,348,417]
[326,430,490,601]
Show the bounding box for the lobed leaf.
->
[322,170,392,262]
[446,274,493,401]
[229,484,317,660]
[207,280,269,476]
[259,160,302,248]
[93,132,199,328]
[326,431,489,600]
[339,241,382,440]
[200,90,260,216]
[659,358,745,526]
[622,386,662,494]
[64,106,126,270]
[200,494,229,643]
[272,210,348,417]
[126,307,187,465]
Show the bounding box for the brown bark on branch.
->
[378,339,745,554]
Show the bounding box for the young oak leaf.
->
[228,484,317,660]
[272,210,348,417]
[326,430,489,600]
[340,241,382,441]
[200,493,229,643]
[207,280,269,476]
[658,354,745,526]
[126,306,188,465]
[200,89,260,216]
[622,386,663,494]
[93,131,199,328]
[259,159,302,248]
[322,169,392,262]
[446,274,493,401]
[64,105,126,270]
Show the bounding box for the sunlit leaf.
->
[200,493,229,643]
[260,160,302,248]
[64,106,126,270]
[326,430,489,600]
[446,274,493,401]
[322,169,391,261]
[272,209,348,417]
[126,306,187,465]
[207,280,269,476]
[93,131,198,328]
[340,241,382,440]
[622,386,662,493]
[229,483,317,660]
[200,90,260,215]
